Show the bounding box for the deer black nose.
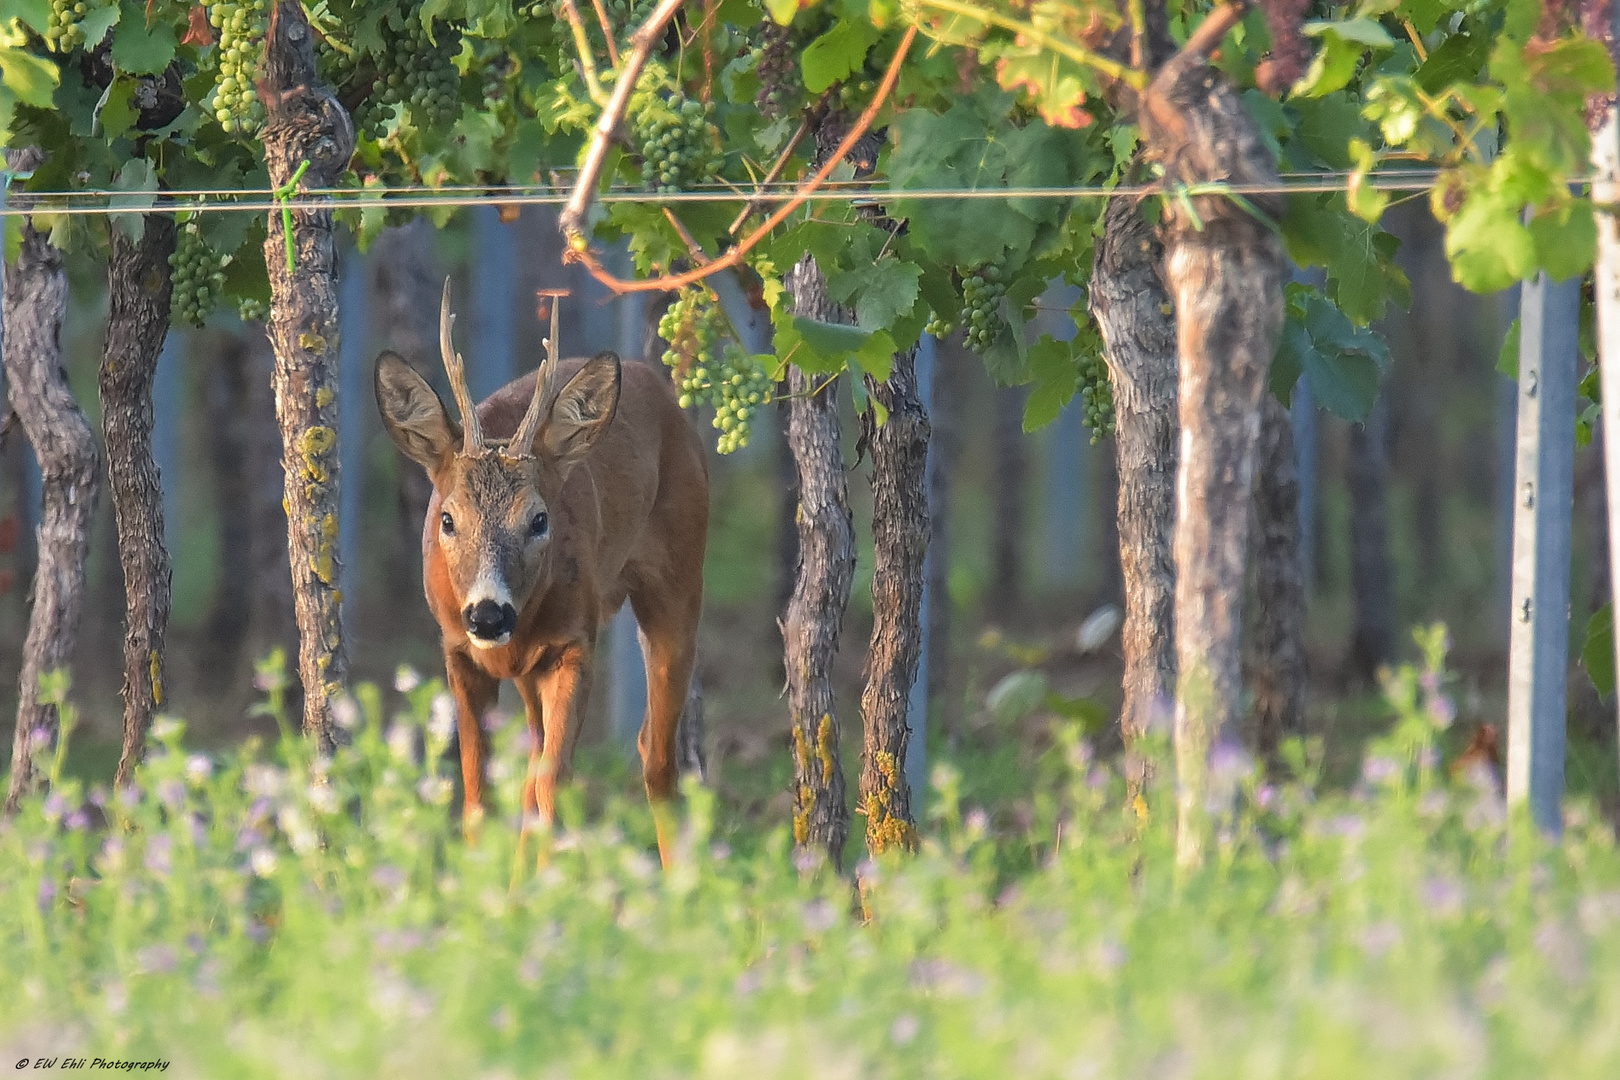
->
[464,599,517,641]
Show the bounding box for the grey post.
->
[1506,272,1578,834]
[1592,41,1620,790]
[470,205,518,400]
[337,245,371,617]
[907,333,938,802]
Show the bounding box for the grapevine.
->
[634,92,721,194]
[751,21,801,120]
[43,0,106,52]
[169,222,228,329]
[207,0,269,135]
[1075,336,1115,443]
[238,297,267,323]
[321,6,462,139]
[659,287,772,453]
[960,266,1008,354]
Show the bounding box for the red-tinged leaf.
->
[181,4,215,46]
[991,52,1093,129]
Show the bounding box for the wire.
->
[0,171,1482,217]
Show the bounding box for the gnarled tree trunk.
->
[1141,52,1288,869]
[1091,193,1179,793]
[1244,395,1306,769]
[261,0,356,751]
[99,215,178,786]
[782,254,854,867]
[4,222,98,813]
[859,347,929,854]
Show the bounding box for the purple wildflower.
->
[144,835,174,876]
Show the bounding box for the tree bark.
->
[260,0,356,751]
[782,254,854,867]
[1244,395,1307,769]
[4,222,98,813]
[1091,193,1179,789]
[99,215,178,786]
[990,386,1027,619]
[859,347,929,854]
[926,345,964,741]
[1348,392,1394,684]
[1141,56,1288,869]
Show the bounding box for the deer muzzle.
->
[464,599,517,647]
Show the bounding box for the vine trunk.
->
[782,254,854,868]
[859,347,930,854]
[4,222,98,813]
[99,215,178,786]
[1091,192,1178,799]
[260,0,357,751]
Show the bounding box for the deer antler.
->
[508,290,566,456]
[440,278,484,457]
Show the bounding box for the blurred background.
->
[2,199,1614,816]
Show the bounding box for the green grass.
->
[5,640,1620,1078]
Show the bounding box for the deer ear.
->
[375,351,460,474]
[538,351,621,466]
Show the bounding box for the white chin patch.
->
[468,633,511,650]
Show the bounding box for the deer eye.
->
[440,511,455,536]
[529,511,549,538]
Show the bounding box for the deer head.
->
[375,280,621,648]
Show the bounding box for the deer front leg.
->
[631,590,701,869]
[445,648,499,844]
[516,642,593,846]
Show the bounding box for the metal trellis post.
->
[337,246,370,620]
[1506,272,1579,834]
[907,333,938,803]
[1592,58,1620,790]
[470,205,517,401]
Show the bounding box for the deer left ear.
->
[539,352,621,465]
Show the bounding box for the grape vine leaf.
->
[1270,286,1389,421]
[1021,334,1079,431]
[1282,193,1409,324]
[828,257,922,332]
[1584,603,1615,696]
[111,1,177,75]
[801,20,881,95]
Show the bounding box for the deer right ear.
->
[375,351,461,474]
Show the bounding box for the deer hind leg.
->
[630,588,701,868]
[446,649,499,844]
[516,643,593,857]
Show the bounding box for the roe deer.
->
[375,281,708,865]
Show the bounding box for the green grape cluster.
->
[659,288,771,454]
[751,22,800,120]
[480,54,514,110]
[329,7,462,138]
[208,0,269,134]
[924,312,957,339]
[43,0,106,51]
[634,93,719,194]
[169,224,228,329]
[960,266,1008,353]
[1076,346,1115,443]
[238,297,267,323]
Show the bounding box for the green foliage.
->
[661,286,775,453]
[1583,602,1614,697]
[8,642,1620,1074]
[1271,283,1391,421]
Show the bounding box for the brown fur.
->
[378,353,708,863]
